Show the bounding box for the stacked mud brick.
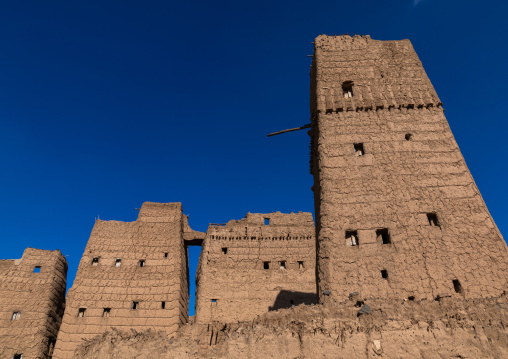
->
[309,35,508,303]
[52,202,203,359]
[0,248,67,359]
[195,212,316,323]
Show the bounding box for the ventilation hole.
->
[405,133,413,141]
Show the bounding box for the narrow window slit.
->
[354,143,364,156]
[381,269,388,279]
[376,228,391,244]
[132,302,138,310]
[161,301,166,309]
[427,213,440,227]
[346,230,359,246]
[164,252,168,258]
[263,261,270,270]
[453,279,463,294]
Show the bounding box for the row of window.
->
[346,213,440,247]
[91,253,169,267]
[352,134,414,157]
[210,235,313,240]
[77,301,167,317]
[376,270,464,295]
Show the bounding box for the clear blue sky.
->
[1,0,506,316]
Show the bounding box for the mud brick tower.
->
[195,212,316,323]
[0,248,67,359]
[53,202,203,359]
[309,35,508,303]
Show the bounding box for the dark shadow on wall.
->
[268,290,318,311]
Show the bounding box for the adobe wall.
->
[53,202,203,359]
[309,35,508,303]
[0,248,67,359]
[194,212,316,323]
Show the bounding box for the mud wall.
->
[195,212,316,323]
[53,202,199,359]
[309,35,508,303]
[0,248,67,359]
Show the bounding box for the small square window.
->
[78,308,86,317]
[115,258,121,267]
[164,252,168,258]
[221,247,227,255]
[381,270,388,279]
[427,213,440,227]
[280,261,286,270]
[353,143,364,156]
[132,302,139,310]
[102,308,111,317]
[376,228,391,244]
[11,311,21,320]
[91,257,99,266]
[33,266,41,273]
[405,133,413,141]
[346,230,359,246]
[161,301,166,309]
[263,261,270,269]
[264,218,270,225]
[211,299,217,303]
[138,260,145,267]
[13,354,22,359]
[298,261,304,269]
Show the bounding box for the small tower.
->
[309,35,507,303]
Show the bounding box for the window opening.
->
[353,143,364,156]
[13,354,22,359]
[453,279,463,294]
[91,257,99,266]
[290,300,294,305]
[11,311,21,320]
[138,260,145,267]
[376,228,391,244]
[161,301,166,309]
[346,230,359,246]
[164,252,168,258]
[280,261,286,270]
[342,81,354,98]
[132,302,138,310]
[405,133,413,141]
[427,213,440,227]
[47,338,56,356]
[78,308,86,317]
[408,296,415,301]
[211,299,217,303]
[264,218,270,225]
[102,308,111,317]
[221,247,228,254]
[115,258,121,267]
[263,261,270,269]
[33,266,41,273]
[298,261,304,269]
[381,270,388,279]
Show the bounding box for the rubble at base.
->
[74,293,508,359]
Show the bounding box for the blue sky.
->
[1,0,506,316]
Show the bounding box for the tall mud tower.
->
[309,35,507,303]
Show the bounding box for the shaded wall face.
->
[195,212,317,324]
[0,248,67,359]
[53,202,189,359]
[310,35,508,303]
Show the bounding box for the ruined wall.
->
[309,35,508,303]
[53,202,202,359]
[195,212,316,324]
[0,248,67,359]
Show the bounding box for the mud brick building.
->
[195,212,316,323]
[0,248,67,359]
[309,35,508,303]
[52,202,204,359]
